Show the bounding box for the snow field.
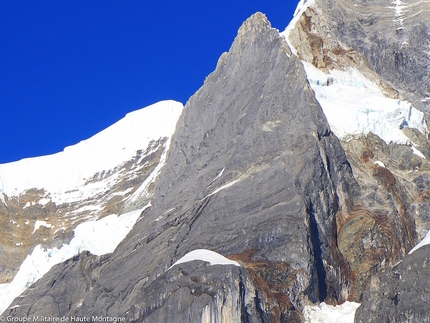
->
[300,61,427,145]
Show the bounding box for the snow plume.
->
[301,61,427,144]
[0,206,148,314]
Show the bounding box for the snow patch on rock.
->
[170,249,240,269]
[32,220,52,234]
[409,229,430,254]
[303,301,361,323]
[301,61,427,144]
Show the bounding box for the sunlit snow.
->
[202,179,241,201]
[0,100,183,204]
[32,220,52,234]
[169,249,240,269]
[409,229,430,254]
[373,161,386,168]
[303,301,361,323]
[0,206,147,314]
[300,62,427,144]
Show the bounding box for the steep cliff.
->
[284,0,430,310]
[4,13,359,322]
[2,1,430,322]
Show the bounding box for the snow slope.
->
[0,100,183,204]
[300,62,427,144]
[0,205,148,314]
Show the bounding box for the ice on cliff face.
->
[282,0,427,147]
[0,206,148,314]
[300,61,427,145]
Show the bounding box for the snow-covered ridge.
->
[301,61,427,144]
[0,206,148,314]
[0,100,183,202]
[281,0,315,55]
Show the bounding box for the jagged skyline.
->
[0,1,296,164]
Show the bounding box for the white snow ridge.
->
[0,100,183,203]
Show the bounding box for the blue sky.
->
[0,1,298,164]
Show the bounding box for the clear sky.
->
[0,1,298,164]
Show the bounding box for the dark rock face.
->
[4,13,358,321]
[354,245,430,323]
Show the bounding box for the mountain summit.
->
[2,2,430,322]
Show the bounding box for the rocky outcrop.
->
[4,13,359,321]
[354,244,430,323]
[299,0,430,111]
[336,134,424,300]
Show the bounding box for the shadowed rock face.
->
[4,13,358,321]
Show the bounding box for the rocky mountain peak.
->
[3,10,357,321]
[235,12,279,45]
[2,1,430,322]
